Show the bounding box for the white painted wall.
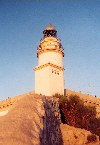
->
[50,67,64,96]
[35,65,64,96]
[38,51,64,67]
[35,66,51,96]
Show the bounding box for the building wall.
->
[35,66,51,96]
[35,65,64,96]
[38,51,64,67]
[50,67,64,96]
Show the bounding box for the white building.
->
[34,24,65,96]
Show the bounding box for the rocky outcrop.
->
[0,93,63,145]
[40,96,63,145]
[1,89,100,117]
[60,124,99,145]
[65,89,100,118]
[0,91,100,145]
[0,93,44,145]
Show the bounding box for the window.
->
[52,69,59,75]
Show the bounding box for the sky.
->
[0,0,100,100]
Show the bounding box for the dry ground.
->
[0,91,100,145]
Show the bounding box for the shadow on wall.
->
[40,97,63,145]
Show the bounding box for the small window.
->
[52,69,60,75]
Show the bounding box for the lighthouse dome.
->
[44,24,56,31]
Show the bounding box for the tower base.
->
[34,63,64,96]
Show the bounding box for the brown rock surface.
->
[60,124,100,145]
[0,90,100,145]
[0,93,45,145]
[0,93,63,145]
[65,89,100,118]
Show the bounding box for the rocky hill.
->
[0,93,63,145]
[0,90,100,145]
[65,89,100,118]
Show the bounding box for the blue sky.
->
[0,0,100,100]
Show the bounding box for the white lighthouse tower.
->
[34,24,64,96]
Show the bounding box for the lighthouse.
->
[34,24,64,96]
